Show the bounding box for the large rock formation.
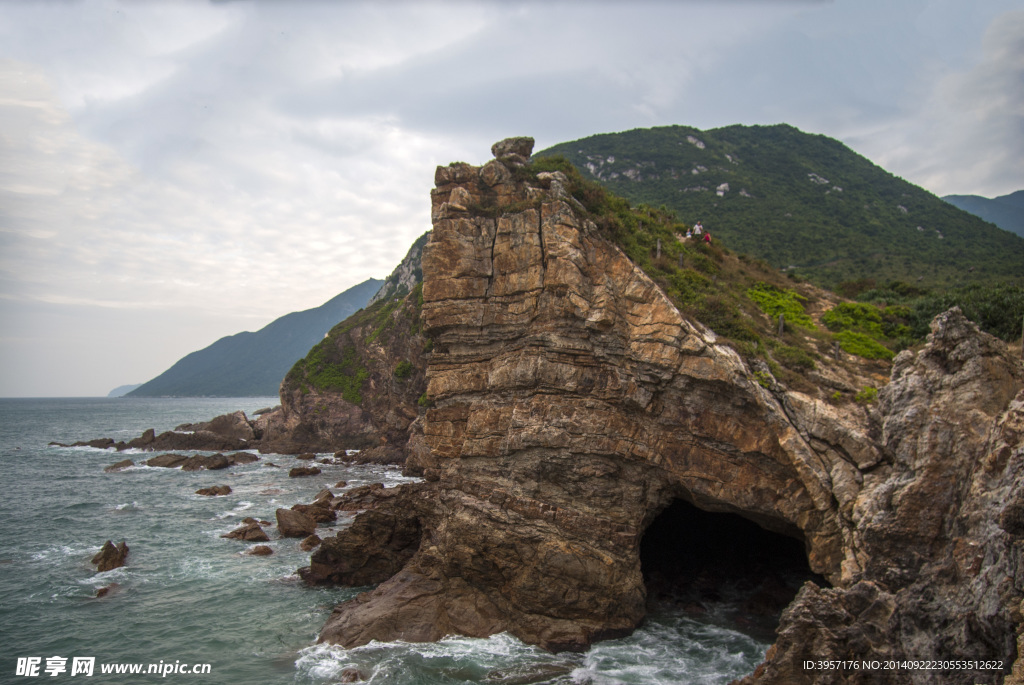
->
[308,139,1024,684]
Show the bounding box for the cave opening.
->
[640,498,825,640]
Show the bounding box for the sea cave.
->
[640,498,825,640]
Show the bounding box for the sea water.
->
[0,398,769,684]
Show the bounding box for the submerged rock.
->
[288,466,321,478]
[95,583,119,598]
[91,540,128,573]
[246,545,274,556]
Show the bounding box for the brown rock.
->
[91,540,129,572]
[292,503,336,524]
[95,583,119,598]
[276,508,317,538]
[338,667,364,683]
[247,545,274,556]
[103,459,134,472]
[181,453,230,471]
[221,521,270,542]
[334,480,348,488]
[289,466,321,478]
[295,453,317,460]
[196,485,232,496]
[145,453,189,468]
[329,483,387,511]
[300,534,322,551]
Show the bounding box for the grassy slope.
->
[538,124,1024,290]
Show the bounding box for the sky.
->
[1,0,1022,397]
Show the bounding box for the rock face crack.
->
[313,139,1024,684]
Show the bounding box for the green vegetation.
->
[834,330,894,361]
[746,284,815,329]
[285,283,425,403]
[290,341,369,403]
[537,124,1024,290]
[857,281,1024,342]
[394,360,414,379]
[855,386,879,404]
[770,344,817,371]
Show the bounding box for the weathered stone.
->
[292,503,336,524]
[490,136,534,163]
[221,521,269,542]
[145,453,189,468]
[300,534,322,552]
[276,508,317,538]
[103,459,134,472]
[289,466,321,478]
[91,540,128,573]
[181,453,230,471]
[196,485,232,496]
[247,545,274,556]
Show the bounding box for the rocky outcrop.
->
[738,308,1024,684]
[308,139,1024,683]
[196,485,232,496]
[221,520,270,542]
[247,545,274,556]
[276,508,317,538]
[145,452,258,470]
[91,540,128,573]
[103,459,134,472]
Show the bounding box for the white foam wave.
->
[295,633,571,684]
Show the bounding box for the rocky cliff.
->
[306,138,1024,684]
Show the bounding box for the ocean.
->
[0,397,769,684]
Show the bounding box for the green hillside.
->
[538,125,1024,289]
[128,278,382,397]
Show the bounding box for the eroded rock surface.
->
[309,140,1024,684]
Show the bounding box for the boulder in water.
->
[91,540,128,572]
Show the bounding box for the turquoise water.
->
[0,398,768,684]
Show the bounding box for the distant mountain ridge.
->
[943,190,1024,239]
[107,383,142,398]
[128,278,383,397]
[538,124,1024,288]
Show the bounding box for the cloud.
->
[842,9,1024,197]
[1,0,1021,395]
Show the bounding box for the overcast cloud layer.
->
[1,0,1022,397]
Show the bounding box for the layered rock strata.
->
[309,139,1024,684]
